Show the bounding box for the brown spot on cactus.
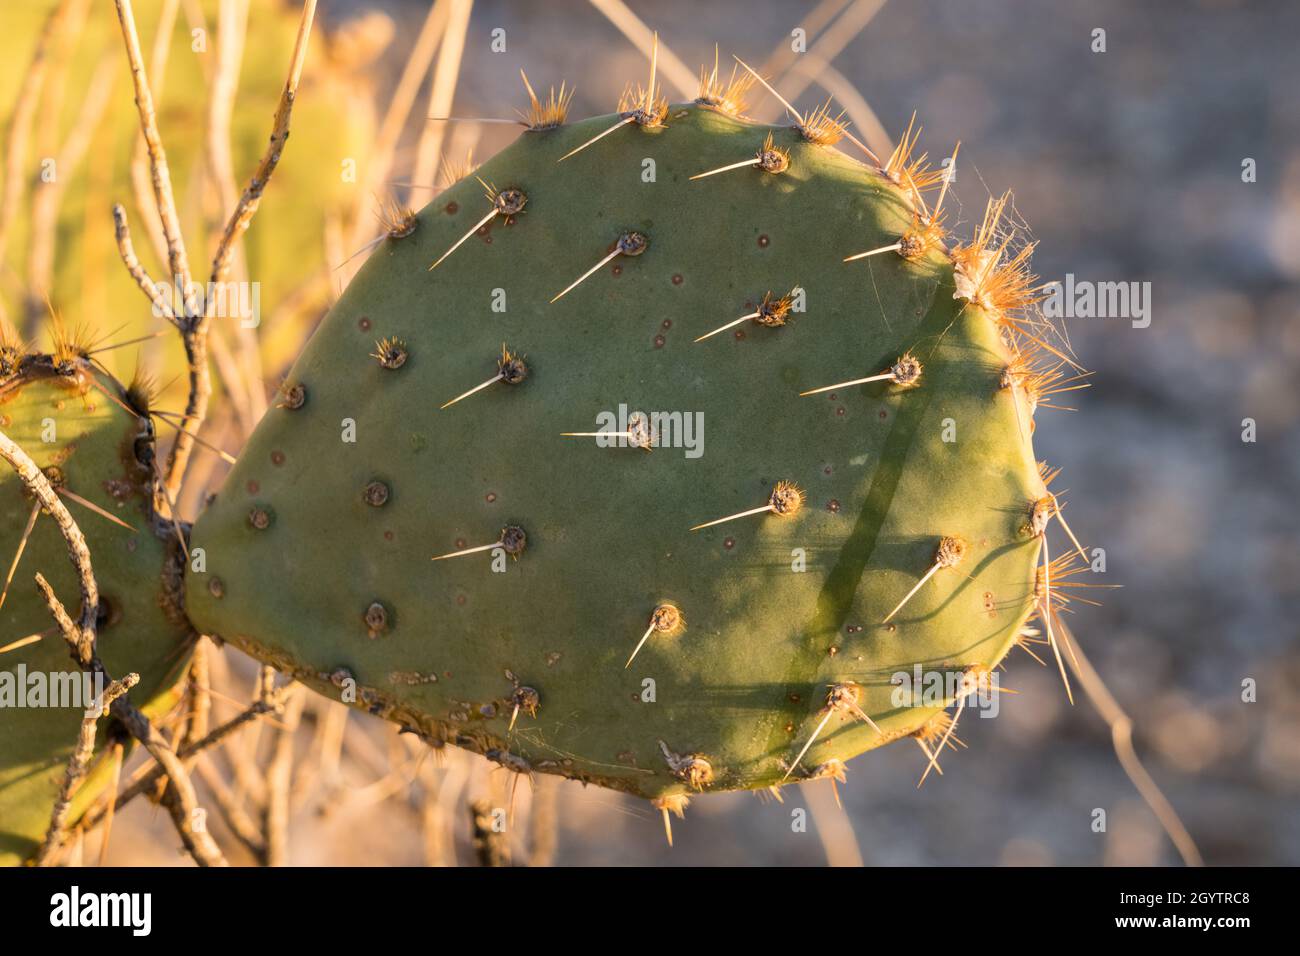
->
[690,131,790,180]
[769,480,805,516]
[891,353,924,387]
[883,113,947,211]
[695,47,755,117]
[558,34,667,164]
[498,347,528,384]
[519,69,573,131]
[371,337,408,370]
[1002,357,1092,442]
[508,684,540,731]
[492,185,527,217]
[279,382,307,410]
[936,536,968,568]
[844,210,947,263]
[248,506,272,530]
[659,740,714,792]
[439,345,528,409]
[1030,495,1055,537]
[377,195,417,239]
[754,290,794,328]
[695,289,795,342]
[801,351,923,397]
[0,330,23,376]
[783,681,882,782]
[429,180,528,270]
[794,100,849,146]
[550,230,649,303]
[896,231,926,260]
[364,480,390,507]
[882,535,968,624]
[562,410,653,450]
[364,601,390,638]
[498,525,527,557]
[733,56,852,150]
[626,602,685,667]
[431,524,527,562]
[917,665,1003,787]
[691,480,804,531]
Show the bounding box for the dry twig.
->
[1060,618,1204,866]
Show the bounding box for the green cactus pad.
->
[187,103,1048,801]
[0,355,192,865]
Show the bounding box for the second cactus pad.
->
[0,352,193,864]
[187,102,1049,801]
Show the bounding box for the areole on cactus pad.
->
[183,64,1084,836]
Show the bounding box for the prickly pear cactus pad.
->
[0,351,193,864]
[187,99,1058,806]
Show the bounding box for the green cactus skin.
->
[0,357,192,865]
[186,103,1049,805]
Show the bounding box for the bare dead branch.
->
[112,204,179,327]
[195,753,266,859]
[34,671,138,866]
[31,571,227,867]
[264,686,304,866]
[469,797,510,867]
[804,772,864,867]
[757,0,851,79]
[95,741,125,865]
[411,0,474,191]
[181,635,212,756]
[1060,618,1204,867]
[586,0,696,98]
[108,692,230,866]
[751,0,886,124]
[208,0,317,286]
[0,429,98,659]
[3,405,226,866]
[165,0,315,503]
[527,775,558,867]
[80,682,289,831]
[128,0,182,272]
[112,0,194,298]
